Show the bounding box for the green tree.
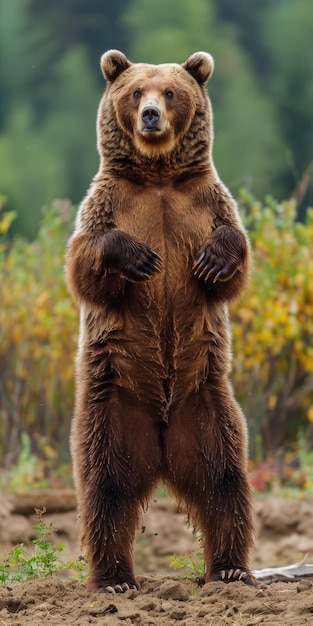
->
[215,0,272,77]
[0,46,98,238]
[0,0,26,129]
[263,0,313,206]
[23,0,131,121]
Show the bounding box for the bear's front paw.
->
[104,230,162,281]
[193,227,246,284]
[193,245,241,283]
[119,241,162,282]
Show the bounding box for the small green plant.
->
[170,548,205,582]
[67,555,88,582]
[0,507,87,585]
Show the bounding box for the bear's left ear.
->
[101,49,132,82]
[182,52,214,85]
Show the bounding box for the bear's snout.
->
[141,103,161,130]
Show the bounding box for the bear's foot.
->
[88,576,139,594]
[96,582,138,594]
[208,568,257,587]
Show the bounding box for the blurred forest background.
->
[1,0,313,237]
[1,0,313,492]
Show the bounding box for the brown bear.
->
[66,49,255,593]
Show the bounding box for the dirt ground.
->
[1,493,313,625]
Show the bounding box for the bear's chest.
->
[112,181,213,264]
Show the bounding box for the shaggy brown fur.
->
[66,50,255,593]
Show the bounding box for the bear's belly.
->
[83,273,227,416]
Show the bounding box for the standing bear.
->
[66,50,255,592]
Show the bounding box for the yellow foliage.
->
[232,192,313,453]
[267,395,277,410]
[0,203,77,464]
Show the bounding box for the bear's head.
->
[98,50,214,160]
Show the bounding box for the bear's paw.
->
[193,226,247,284]
[208,567,257,586]
[103,230,162,282]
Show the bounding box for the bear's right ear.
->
[101,50,131,82]
[182,52,214,85]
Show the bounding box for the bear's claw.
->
[94,582,138,594]
[210,568,256,586]
[122,244,162,282]
[193,252,237,284]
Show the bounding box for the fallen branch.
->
[253,554,313,583]
[8,490,77,516]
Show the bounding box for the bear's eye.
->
[133,90,142,99]
[165,89,174,100]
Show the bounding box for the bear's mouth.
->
[142,127,161,133]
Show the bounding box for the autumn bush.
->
[232,191,313,456]
[0,193,313,475]
[0,199,78,473]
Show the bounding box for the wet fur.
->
[66,50,255,591]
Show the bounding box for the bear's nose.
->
[141,105,161,129]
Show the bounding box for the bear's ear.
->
[101,50,131,82]
[182,52,214,85]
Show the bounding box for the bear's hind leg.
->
[81,481,140,593]
[164,383,256,587]
[72,395,161,593]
